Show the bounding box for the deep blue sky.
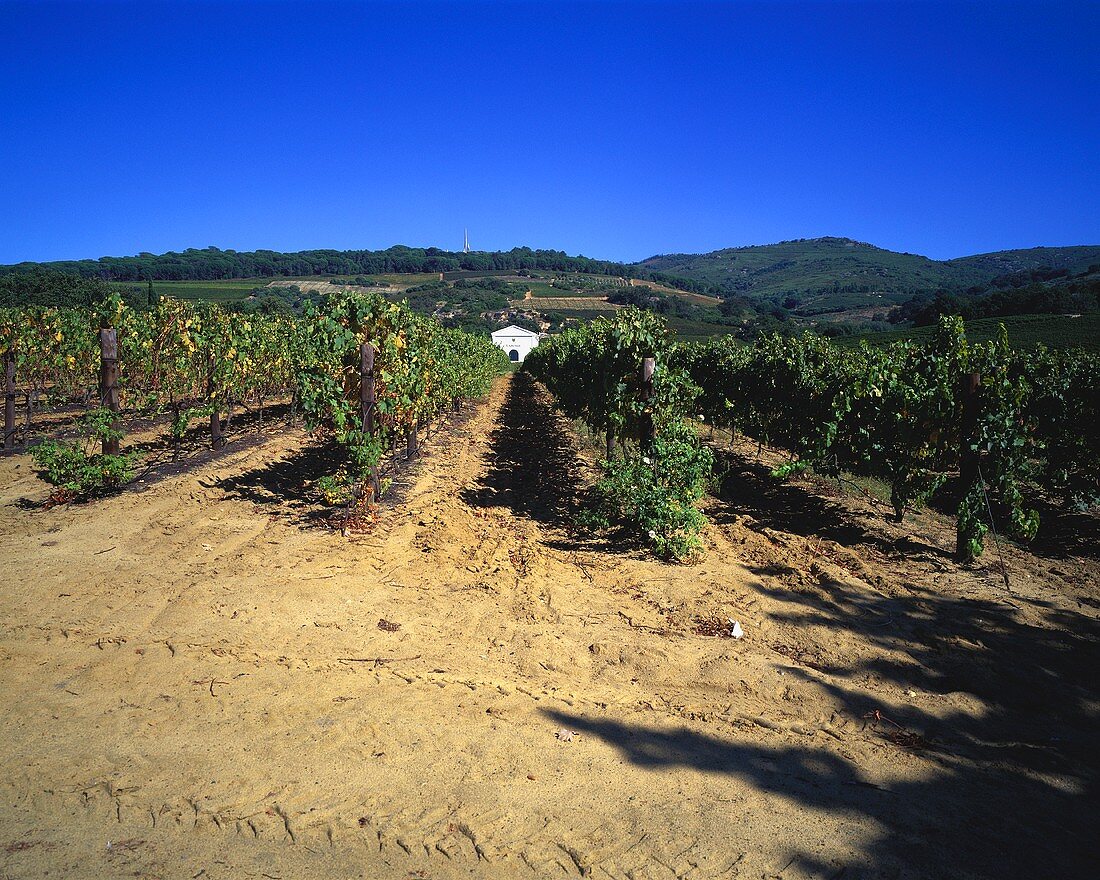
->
[1,1,1097,265]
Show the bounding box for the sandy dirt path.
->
[0,374,1096,879]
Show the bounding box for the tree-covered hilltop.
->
[0,244,714,295]
[6,238,1098,335]
[640,237,1100,311]
[642,237,965,299]
[945,246,1100,279]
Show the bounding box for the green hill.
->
[7,237,1099,330]
[947,246,1100,278]
[638,237,1100,317]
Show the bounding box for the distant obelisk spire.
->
[463,228,470,254]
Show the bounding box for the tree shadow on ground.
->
[460,374,623,553]
[1026,498,1100,560]
[544,588,1098,879]
[574,554,1097,877]
[9,403,296,485]
[923,475,1100,562]
[714,447,1100,564]
[213,437,340,528]
[215,401,478,529]
[716,444,1098,565]
[688,446,1099,874]
[755,571,1100,770]
[126,401,294,458]
[710,450,953,561]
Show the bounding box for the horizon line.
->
[5,235,1100,270]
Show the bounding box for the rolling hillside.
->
[639,237,1100,317]
[947,245,1100,278]
[6,237,1099,330]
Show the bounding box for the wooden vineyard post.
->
[406,421,419,458]
[170,398,182,461]
[360,342,380,500]
[206,366,226,451]
[98,328,121,455]
[3,352,15,455]
[210,402,225,450]
[605,426,615,461]
[639,356,655,455]
[956,371,982,561]
[360,342,376,435]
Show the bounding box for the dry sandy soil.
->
[1,374,1097,879]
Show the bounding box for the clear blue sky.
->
[1,1,1097,264]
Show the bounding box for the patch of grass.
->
[523,280,609,298]
[158,282,257,302]
[113,276,438,304]
[838,313,1100,353]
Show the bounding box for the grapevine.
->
[674,316,1099,560]
[1,289,508,508]
[525,308,713,561]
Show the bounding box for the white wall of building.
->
[491,326,540,363]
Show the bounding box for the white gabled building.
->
[490,325,540,363]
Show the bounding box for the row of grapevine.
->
[295,290,509,508]
[524,308,713,560]
[0,296,302,452]
[1,291,509,506]
[674,317,1099,560]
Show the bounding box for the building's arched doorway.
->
[509,349,520,362]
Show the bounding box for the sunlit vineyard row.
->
[527,309,1099,561]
